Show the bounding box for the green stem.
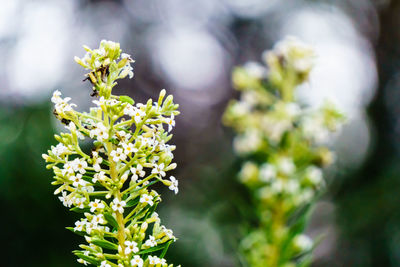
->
[104,107,127,259]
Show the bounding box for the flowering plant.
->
[223,37,345,267]
[43,40,180,267]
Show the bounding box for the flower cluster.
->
[43,40,180,267]
[223,37,345,267]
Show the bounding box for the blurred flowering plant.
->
[223,37,345,267]
[43,40,180,267]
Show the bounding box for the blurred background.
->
[1,0,399,266]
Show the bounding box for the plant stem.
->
[106,141,126,257]
[104,108,127,259]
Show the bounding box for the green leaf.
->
[126,197,139,207]
[74,251,100,265]
[104,212,119,230]
[138,241,172,255]
[159,240,173,258]
[66,227,86,237]
[133,180,159,192]
[70,207,90,213]
[119,95,135,105]
[82,175,94,183]
[91,237,118,250]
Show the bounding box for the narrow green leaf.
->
[125,197,139,207]
[138,241,171,255]
[133,180,159,192]
[82,175,94,183]
[66,227,86,237]
[70,207,90,213]
[159,240,173,258]
[91,237,118,250]
[74,252,100,265]
[104,212,119,230]
[143,201,159,222]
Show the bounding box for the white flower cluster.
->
[75,40,134,80]
[43,41,180,267]
[224,37,345,266]
[264,36,315,74]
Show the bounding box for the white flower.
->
[130,255,143,267]
[161,226,175,240]
[168,176,178,194]
[91,214,105,226]
[123,104,135,117]
[62,162,75,176]
[72,158,87,174]
[165,114,175,132]
[278,157,296,175]
[100,261,111,267]
[144,235,157,247]
[85,221,94,234]
[112,198,126,213]
[284,180,300,194]
[122,142,137,156]
[117,130,131,141]
[233,130,262,155]
[92,151,103,172]
[90,122,109,142]
[77,259,88,265]
[124,240,139,254]
[140,194,154,206]
[89,199,105,212]
[93,157,103,172]
[305,166,323,185]
[58,191,73,207]
[51,143,68,157]
[151,212,160,223]
[121,53,130,59]
[272,36,315,73]
[293,234,313,251]
[77,251,90,265]
[151,163,166,177]
[51,90,62,104]
[132,108,146,123]
[92,97,105,107]
[110,147,127,162]
[243,61,267,79]
[93,171,107,183]
[148,256,161,265]
[230,100,251,117]
[83,184,94,193]
[74,197,86,209]
[259,164,276,182]
[70,173,86,187]
[120,64,134,79]
[302,116,329,143]
[74,220,85,232]
[149,155,159,164]
[130,164,145,181]
[238,161,258,183]
[52,91,77,114]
